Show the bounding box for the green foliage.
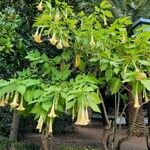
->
[0,107,12,137]
[0,136,39,150]
[0,0,149,135]
[53,114,75,134]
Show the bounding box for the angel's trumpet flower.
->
[36,115,44,132]
[103,15,107,26]
[134,83,140,108]
[89,34,96,47]
[0,96,5,107]
[48,103,57,118]
[56,40,63,49]
[49,33,58,45]
[10,91,19,108]
[4,92,10,104]
[17,96,25,111]
[37,1,43,11]
[48,118,53,133]
[33,30,42,43]
[75,54,81,68]
[54,9,61,21]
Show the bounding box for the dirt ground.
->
[23,121,148,150]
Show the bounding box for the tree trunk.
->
[9,110,20,141]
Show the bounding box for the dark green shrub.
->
[0,107,12,137]
[53,114,75,135]
[0,136,39,150]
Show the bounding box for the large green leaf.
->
[88,100,101,112]
[17,84,26,95]
[109,78,121,94]
[88,92,101,104]
[24,89,33,102]
[141,80,150,91]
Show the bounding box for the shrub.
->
[0,136,39,150]
[53,114,75,135]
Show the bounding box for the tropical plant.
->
[0,0,149,150]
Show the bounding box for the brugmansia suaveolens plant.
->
[0,0,150,134]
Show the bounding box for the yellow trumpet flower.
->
[75,107,89,126]
[36,115,44,132]
[49,33,58,45]
[33,31,42,43]
[134,83,140,108]
[0,96,5,107]
[48,103,57,118]
[10,91,19,108]
[63,39,70,48]
[48,118,53,133]
[121,32,126,43]
[56,40,63,49]
[144,89,149,103]
[85,107,90,123]
[89,35,96,46]
[37,1,43,11]
[17,96,25,111]
[75,54,81,68]
[103,15,107,26]
[4,92,10,104]
[54,10,61,21]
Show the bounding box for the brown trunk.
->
[9,110,20,141]
[127,87,146,136]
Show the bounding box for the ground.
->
[22,121,148,150]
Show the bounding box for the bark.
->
[9,110,20,141]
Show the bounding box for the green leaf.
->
[88,100,100,112]
[17,84,26,95]
[88,92,101,104]
[105,69,112,81]
[109,78,121,94]
[42,101,52,111]
[141,80,150,91]
[33,89,44,99]
[104,10,113,18]
[24,89,33,102]
[66,100,76,110]
[100,1,111,9]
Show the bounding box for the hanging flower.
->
[36,115,44,132]
[136,71,147,81]
[4,92,10,104]
[17,96,25,111]
[0,96,5,107]
[63,38,70,48]
[49,33,58,45]
[75,54,81,68]
[48,103,57,118]
[56,40,63,49]
[37,1,43,11]
[103,15,107,26]
[121,32,126,43]
[72,107,75,120]
[48,118,53,133]
[144,89,149,103]
[85,107,90,124]
[54,9,61,21]
[10,91,19,108]
[75,107,89,126]
[89,34,96,46]
[33,30,42,43]
[134,83,140,108]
